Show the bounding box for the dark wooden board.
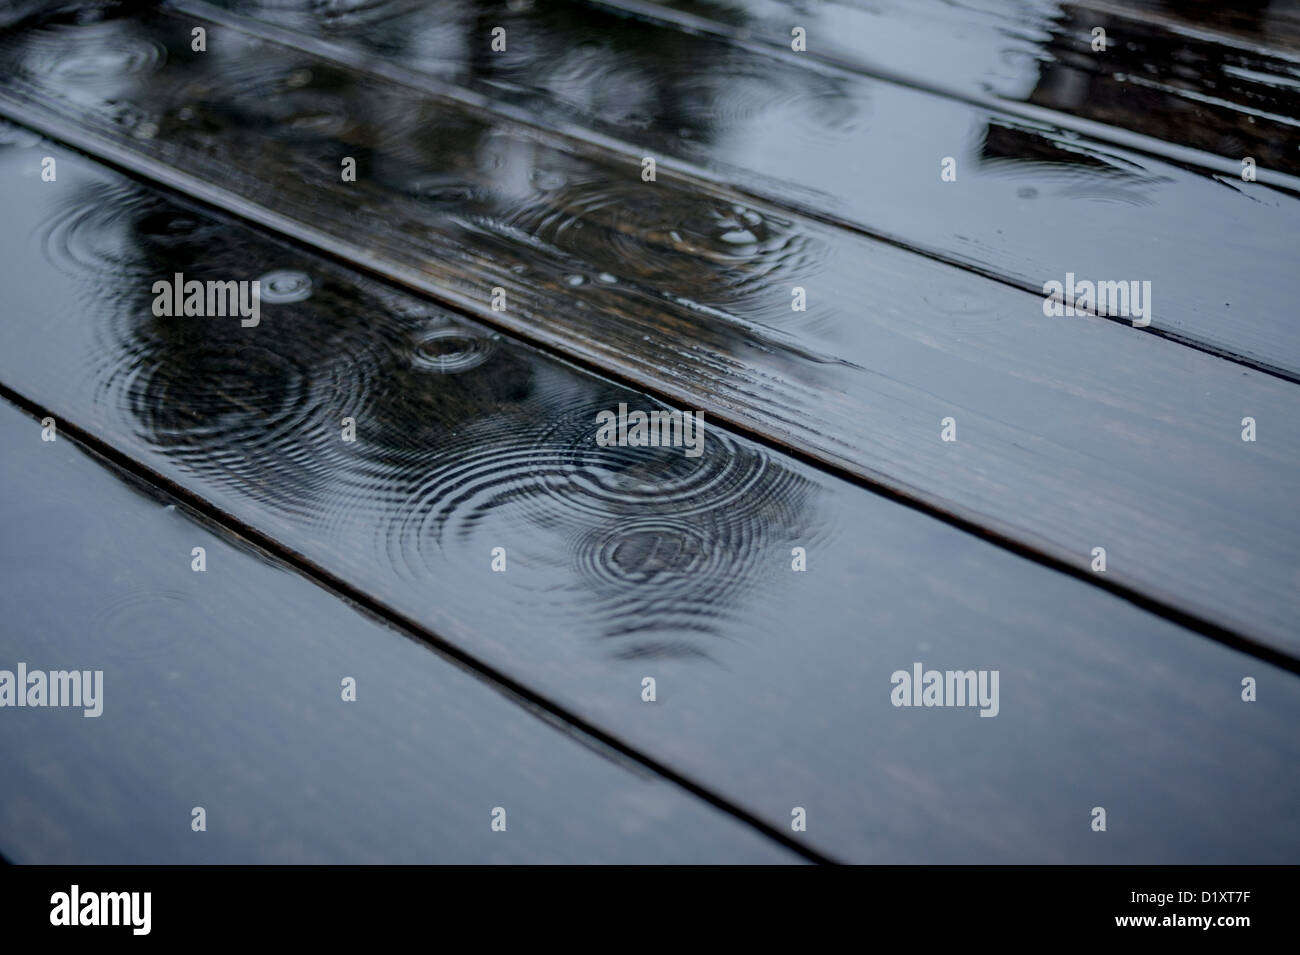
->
[181,0,1300,376]
[0,399,798,864]
[1,136,1297,862]
[1074,0,1300,50]
[0,11,1298,651]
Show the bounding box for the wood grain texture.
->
[1,137,1297,863]
[0,10,1297,652]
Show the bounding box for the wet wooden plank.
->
[1074,0,1300,50]
[0,12,1298,651]
[1,136,1298,863]
[184,0,1300,376]
[0,396,798,864]
[589,0,1300,175]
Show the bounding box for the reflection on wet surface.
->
[0,400,794,863]
[34,161,822,654]
[0,2,1297,377]
[171,0,1300,370]
[2,135,1299,861]
[212,0,1300,172]
[377,403,813,654]
[6,45,1300,652]
[619,0,1300,171]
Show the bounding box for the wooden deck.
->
[0,0,1297,864]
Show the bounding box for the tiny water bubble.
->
[258,269,313,304]
[412,327,494,373]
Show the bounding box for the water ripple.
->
[371,398,817,646]
[24,23,167,87]
[505,180,819,305]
